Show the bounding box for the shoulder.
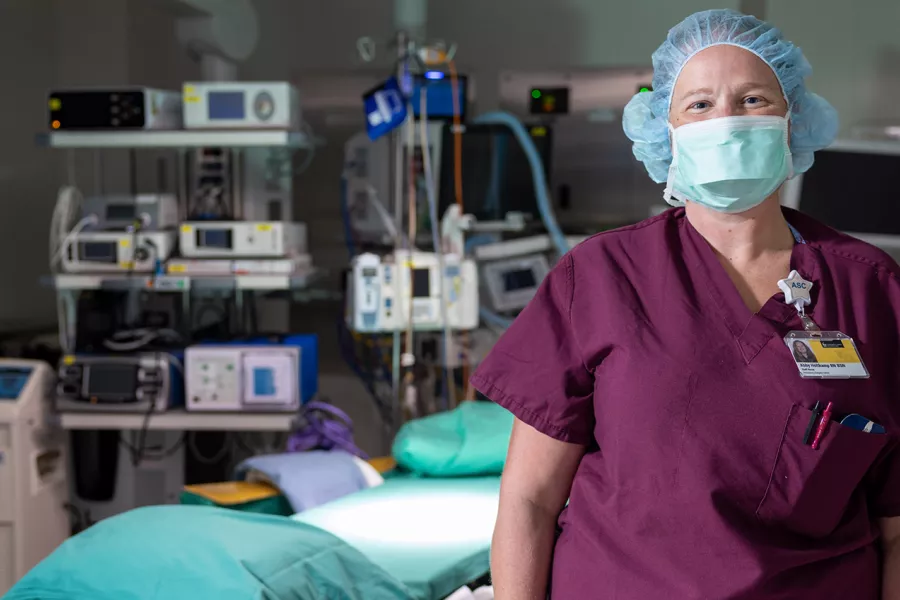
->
[567,208,683,268]
[787,208,900,282]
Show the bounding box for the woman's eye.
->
[689,101,710,110]
[744,96,763,105]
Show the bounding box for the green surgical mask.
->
[664,115,793,213]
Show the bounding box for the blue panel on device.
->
[410,75,467,120]
[363,77,407,141]
[208,91,245,120]
[253,367,276,396]
[0,367,32,400]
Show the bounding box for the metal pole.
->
[390,30,408,432]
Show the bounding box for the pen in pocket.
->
[803,401,821,446]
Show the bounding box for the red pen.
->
[811,402,833,450]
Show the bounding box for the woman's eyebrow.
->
[735,81,778,92]
[678,87,714,102]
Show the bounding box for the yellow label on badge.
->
[62,355,75,365]
[808,339,862,363]
[256,224,272,232]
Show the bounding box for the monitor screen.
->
[207,91,245,120]
[411,268,431,298]
[798,148,900,236]
[80,241,117,263]
[87,364,137,398]
[502,268,538,292]
[0,367,31,400]
[438,123,553,222]
[198,228,232,249]
[106,203,136,221]
[252,367,276,396]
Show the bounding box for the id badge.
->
[784,331,869,379]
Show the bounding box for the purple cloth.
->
[288,401,367,459]
[471,207,900,599]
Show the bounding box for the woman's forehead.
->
[674,44,781,93]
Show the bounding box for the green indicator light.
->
[531,89,542,99]
[640,87,651,93]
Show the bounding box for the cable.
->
[448,61,464,209]
[102,328,182,352]
[419,93,454,411]
[50,186,82,271]
[120,353,184,466]
[53,215,98,272]
[448,61,470,405]
[339,175,357,259]
[187,430,231,465]
[473,111,570,257]
[479,306,514,329]
[402,101,419,405]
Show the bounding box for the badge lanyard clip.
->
[778,270,819,332]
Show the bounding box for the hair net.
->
[623,9,838,183]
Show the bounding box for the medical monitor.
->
[782,139,900,253]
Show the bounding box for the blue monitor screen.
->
[0,367,32,400]
[253,367,276,396]
[411,76,467,120]
[207,91,245,120]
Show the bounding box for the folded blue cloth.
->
[5,505,411,600]
[235,450,372,513]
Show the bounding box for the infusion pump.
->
[348,251,479,333]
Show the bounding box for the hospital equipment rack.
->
[37,128,327,349]
[36,129,327,438]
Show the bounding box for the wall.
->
[0,0,197,335]
[0,0,61,333]
[767,1,900,134]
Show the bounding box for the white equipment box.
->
[481,254,550,313]
[348,251,479,333]
[0,360,69,596]
[167,255,312,276]
[82,194,178,231]
[182,82,301,130]
[61,230,176,273]
[179,221,307,258]
[185,346,301,412]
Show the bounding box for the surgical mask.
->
[664,115,793,213]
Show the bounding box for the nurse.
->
[471,9,900,600]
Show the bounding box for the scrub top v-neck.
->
[471,207,900,600]
[679,213,821,364]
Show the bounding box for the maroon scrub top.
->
[471,207,900,599]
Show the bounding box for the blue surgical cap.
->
[623,9,838,183]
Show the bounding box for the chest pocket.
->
[756,403,888,538]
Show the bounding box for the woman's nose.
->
[717,104,738,118]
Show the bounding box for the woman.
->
[471,9,900,600]
[792,340,818,363]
